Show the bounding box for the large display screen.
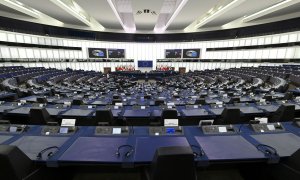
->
[88,48,107,58]
[165,49,182,58]
[138,61,153,67]
[108,49,125,58]
[183,49,200,58]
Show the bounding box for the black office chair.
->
[263,95,272,102]
[269,104,295,122]
[36,97,48,104]
[194,98,206,105]
[214,107,241,125]
[228,92,234,97]
[229,96,240,104]
[173,94,180,98]
[161,109,178,121]
[0,145,33,180]
[269,148,300,180]
[113,95,120,99]
[95,109,115,126]
[144,146,196,180]
[144,95,151,99]
[155,99,165,106]
[112,98,122,105]
[29,108,52,125]
[72,99,84,105]
[199,94,206,98]
[283,92,294,100]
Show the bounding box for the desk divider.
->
[183,126,209,167]
[121,131,136,168]
[2,125,40,145]
[240,132,280,164]
[46,126,87,167]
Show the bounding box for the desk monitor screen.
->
[218,126,227,133]
[255,117,268,123]
[112,128,122,134]
[166,127,175,134]
[20,100,26,104]
[9,126,17,133]
[216,101,223,105]
[199,120,214,127]
[164,119,178,127]
[115,103,123,106]
[59,127,69,134]
[167,102,175,106]
[61,119,76,127]
[64,101,71,106]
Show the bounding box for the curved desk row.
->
[1,122,300,167]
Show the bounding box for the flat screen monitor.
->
[183,49,200,58]
[165,49,182,58]
[138,61,153,67]
[88,48,107,58]
[108,49,125,58]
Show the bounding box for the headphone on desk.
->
[256,144,278,156]
[115,145,134,158]
[36,146,59,160]
[190,145,205,158]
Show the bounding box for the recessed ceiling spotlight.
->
[151,11,157,15]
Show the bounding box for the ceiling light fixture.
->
[51,0,104,31]
[184,0,245,31]
[3,0,40,17]
[243,0,299,22]
[154,0,188,33]
[52,0,92,26]
[107,0,136,33]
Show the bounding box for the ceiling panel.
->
[76,0,123,29]
[132,0,165,30]
[168,0,219,30]
[19,0,86,26]
[202,0,282,28]
[0,0,298,33]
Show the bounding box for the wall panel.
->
[0,30,299,72]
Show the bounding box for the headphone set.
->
[190,145,205,158]
[256,144,278,156]
[115,145,134,158]
[36,146,59,160]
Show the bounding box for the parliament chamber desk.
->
[1,122,300,167]
[1,100,300,126]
